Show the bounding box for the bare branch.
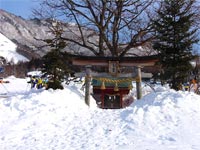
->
[34,0,158,57]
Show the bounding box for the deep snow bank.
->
[125,87,200,149]
[0,79,200,150]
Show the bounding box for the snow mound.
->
[0,78,200,150]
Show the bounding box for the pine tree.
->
[153,0,198,90]
[42,22,71,90]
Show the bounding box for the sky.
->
[0,0,39,19]
[0,0,199,54]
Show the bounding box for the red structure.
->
[93,86,133,109]
[92,77,134,109]
[72,55,158,108]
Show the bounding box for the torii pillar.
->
[85,65,92,106]
[136,66,142,99]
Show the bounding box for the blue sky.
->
[0,0,199,54]
[0,0,39,19]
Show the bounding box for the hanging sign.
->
[108,61,119,76]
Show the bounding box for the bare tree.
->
[34,0,158,57]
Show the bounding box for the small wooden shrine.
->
[72,55,158,109]
[92,77,134,108]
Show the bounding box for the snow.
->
[26,70,42,77]
[0,77,200,150]
[0,33,29,64]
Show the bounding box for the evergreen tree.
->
[153,0,198,90]
[42,22,71,90]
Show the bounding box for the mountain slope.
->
[0,9,52,57]
[0,9,156,59]
[0,32,28,64]
[0,9,95,57]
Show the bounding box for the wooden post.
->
[101,90,104,109]
[120,92,123,108]
[136,66,142,99]
[85,65,91,106]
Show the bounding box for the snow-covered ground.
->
[0,33,28,64]
[0,76,200,150]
